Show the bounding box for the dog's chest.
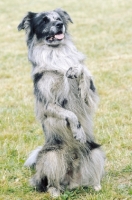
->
[38,46,82,72]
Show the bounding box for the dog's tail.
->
[24,146,42,167]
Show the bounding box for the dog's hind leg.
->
[91,148,105,191]
[81,148,105,191]
[31,148,67,197]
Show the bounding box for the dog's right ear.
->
[18,12,36,31]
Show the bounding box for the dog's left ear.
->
[54,8,73,24]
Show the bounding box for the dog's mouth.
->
[46,31,64,42]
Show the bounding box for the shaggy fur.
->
[18,8,105,197]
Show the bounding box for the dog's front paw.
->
[73,123,86,143]
[66,67,79,79]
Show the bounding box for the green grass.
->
[0,0,132,199]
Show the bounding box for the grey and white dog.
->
[18,8,105,197]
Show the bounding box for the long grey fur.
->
[18,9,105,197]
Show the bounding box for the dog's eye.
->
[56,18,61,21]
[43,16,49,24]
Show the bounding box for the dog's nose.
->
[56,22,63,28]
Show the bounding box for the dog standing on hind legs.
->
[18,8,105,197]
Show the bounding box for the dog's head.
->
[18,8,73,47]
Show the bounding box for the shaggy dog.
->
[18,8,105,197]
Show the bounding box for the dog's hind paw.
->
[48,187,60,198]
[94,185,102,191]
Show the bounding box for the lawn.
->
[0,0,132,199]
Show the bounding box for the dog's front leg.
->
[45,103,86,143]
[66,64,92,97]
[66,65,98,109]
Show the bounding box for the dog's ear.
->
[54,8,73,24]
[18,12,36,31]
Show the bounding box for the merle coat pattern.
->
[18,8,105,197]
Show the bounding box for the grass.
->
[0,0,132,199]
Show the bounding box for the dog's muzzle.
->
[46,22,65,42]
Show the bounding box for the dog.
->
[18,8,105,197]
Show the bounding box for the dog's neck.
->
[28,34,85,72]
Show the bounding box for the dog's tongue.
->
[55,33,64,40]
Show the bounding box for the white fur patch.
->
[94,185,102,191]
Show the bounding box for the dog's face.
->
[18,9,73,47]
